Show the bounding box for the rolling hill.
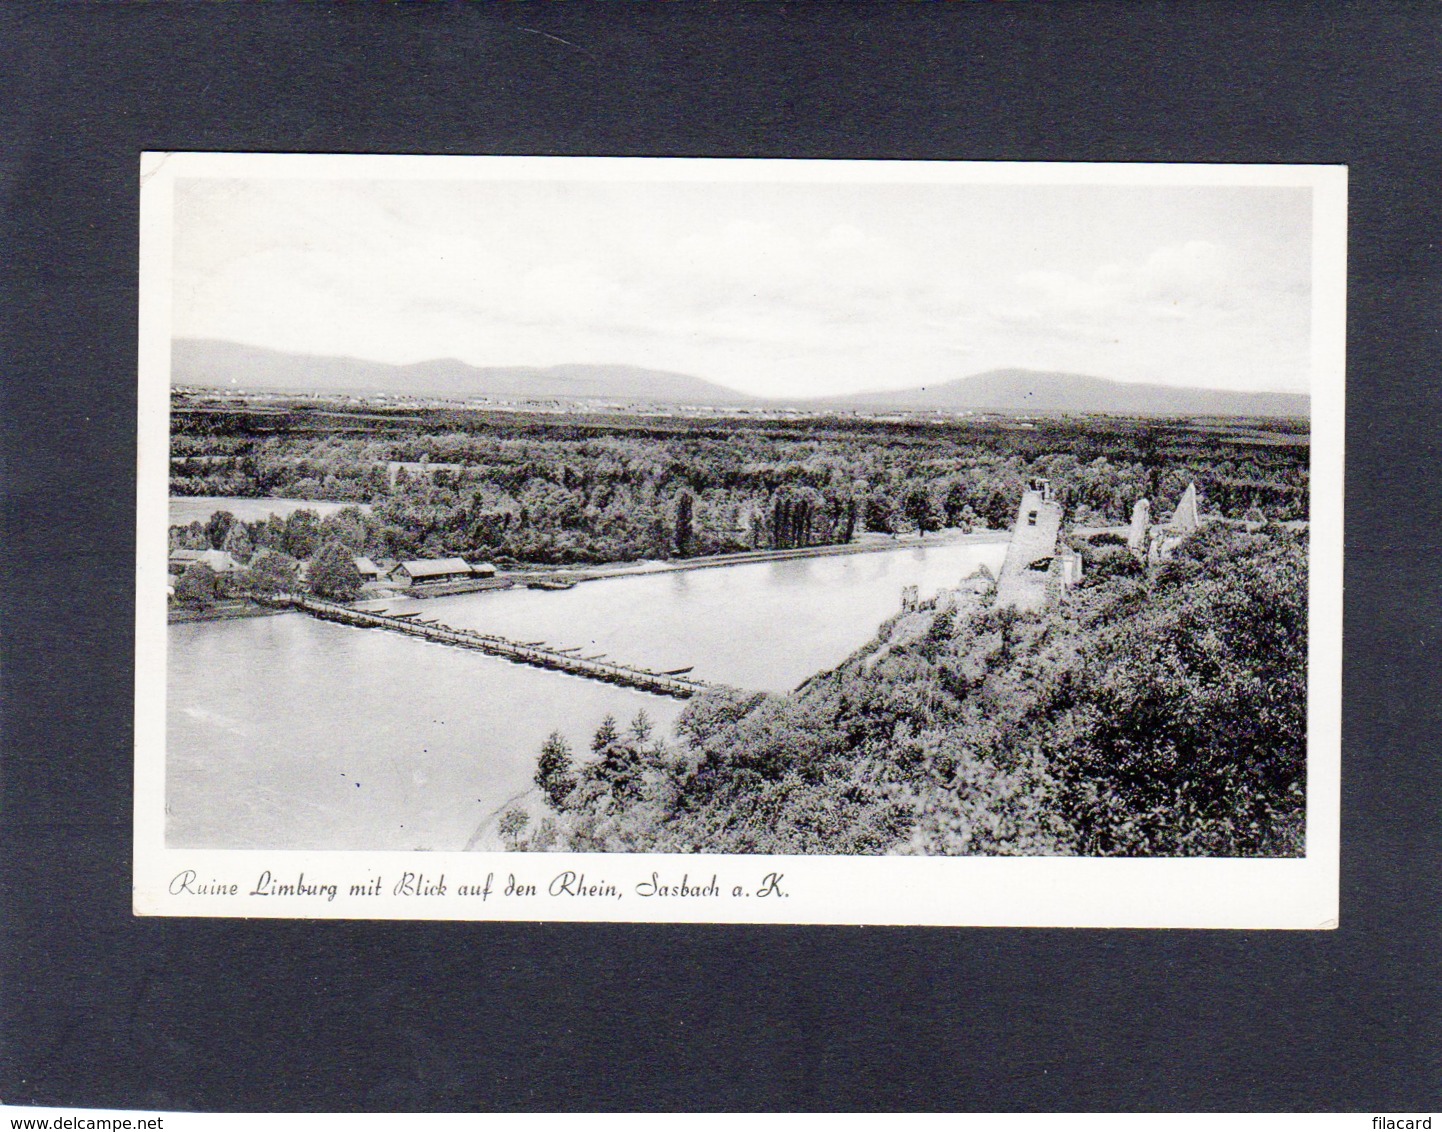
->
[172,340,1309,418]
[826,368,1310,418]
[171,339,761,407]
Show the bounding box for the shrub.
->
[498,808,531,851]
[173,562,218,608]
[307,541,362,601]
[1081,544,1145,584]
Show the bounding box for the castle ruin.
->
[1130,482,1203,564]
[995,479,1082,612]
[1127,497,1151,555]
[893,480,1205,624]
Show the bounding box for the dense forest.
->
[171,403,1309,568]
[510,523,1308,858]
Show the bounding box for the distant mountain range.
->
[172,339,1309,418]
[172,339,759,408]
[822,368,1310,418]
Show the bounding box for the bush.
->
[243,549,300,596]
[173,562,218,608]
[1081,544,1145,584]
[307,541,362,601]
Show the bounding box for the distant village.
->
[171,384,1041,427]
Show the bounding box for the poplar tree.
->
[674,490,694,557]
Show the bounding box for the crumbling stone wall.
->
[997,482,1065,612]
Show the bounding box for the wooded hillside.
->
[519,523,1307,858]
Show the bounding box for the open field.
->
[169,495,372,526]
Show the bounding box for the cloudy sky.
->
[171,170,1313,398]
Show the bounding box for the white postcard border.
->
[135,154,1345,928]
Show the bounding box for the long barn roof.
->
[396,557,472,578]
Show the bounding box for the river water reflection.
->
[167,539,1006,851]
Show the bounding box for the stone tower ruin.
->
[996,479,1080,612]
[1127,498,1151,555]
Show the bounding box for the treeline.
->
[170,533,365,610]
[171,506,374,566]
[169,508,372,608]
[514,523,1308,858]
[170,408,1309,568]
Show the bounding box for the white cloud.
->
[171,177,1313,396]
[1014,240,1236,323]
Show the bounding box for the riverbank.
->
[369,576,515,599]
[165,528,1010,623]
[516,526,1008,586]
[167,600,287,624]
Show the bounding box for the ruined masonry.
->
[1133,481,1203,564]
[1127,498,1151,554]
[996,479,1083,612]
[898,479,1205,621]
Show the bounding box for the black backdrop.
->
[3,2,1439,1113]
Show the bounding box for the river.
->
[166,539,1007,851]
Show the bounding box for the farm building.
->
[388,558,475,587]
[168,548,242,576]
[353,556,383,581]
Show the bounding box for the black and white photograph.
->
[134,155,1344,925]
[14,2,1442,1116]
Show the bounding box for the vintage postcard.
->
[135,154,1344,925]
